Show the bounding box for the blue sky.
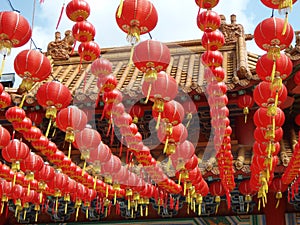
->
[1,0,299,87]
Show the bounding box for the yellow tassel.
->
[68,142,72,159]
[55,197,58,213]
[140,205,143,216]
[271,60,276,83]
[155,112,161,130]
[163,137,169,154]
[145,83,152,104]
[186,113,193,128]
[65,202,68,214]
[82,161,86,176]
[246,203,249,213]
[86,207,88,219]
[106,185,109,198]
[75,207,79,221]
[13,173,16,186]
[178,173,182,185]
[258,198,261,211]
[35,211,38,222]
[184,181,187,196]
[114,192,117,205]
[128,199,130,210]
[45,119,52,138]
[105,207,108,217]
[145,205,148,216]
[0,55,6,77]
[272,117,276,141]
[198,203,201,215]
[39,192,43,204]
[215,204,219,214]
[19,94,27,108]
[117,0,124,18]
[0,202,4,214]
[282,12,288,35]
[93,176,97,190]
[27,182,31,196]
[23,209,26,220]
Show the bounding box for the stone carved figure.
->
[47,30,75,60]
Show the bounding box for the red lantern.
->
[201,50,223,67]
[27,110,43,126]
[5,106,26,123]
[260,0,297,10]
[0,83,3,94]
[253,107,285,129]
[133,39,170,82]
[129,105,144,123]
[142,71,178,104]
[56,105,87,158]
[253,141,280,156]
[0,91,11,109]
[185,154,199,171]
[195,0,220,8]
[269,177,288,208]
[254,17,294,53]
[35,163,55,186]
[154,100,185,126]
[237,94,254,123]
[0,179,13,205]
[0,11,32,51]
[31,135,49,152]
[66,0,90,22]
[202,30,225,51]
[78,41,101,62]
[72,21,96,43]
[256,53,293,82]
[12,117,32,133]
[97,74,118,93]
[209,181,226,210]
[2,139,30,172]
[101,155,122,178]
[116,0,158,44]
[254,127,283,143]
[206,81,227,97]
[114,112,133,128]
[88,142,112,173]
[48,150,65,165]
[90,57,112,77]
[197,10,221,33]
[170,140,195,169]
[14,50,52,90]
[47,172,69,196]
[36,80,72,120]
[0,125,11,149]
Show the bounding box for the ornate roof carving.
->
[285,31,300,62]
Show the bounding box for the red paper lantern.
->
[101,155,122,177]
[66,0,90,22]
[31,135,49,152]
[116,0,158,44]
[260,0,297,10]
[88,142,112,173]
[90,57,113,77]
[202,50,223,67]
[5,106,26,123]
[133,39,170,82]
[47,172,69,196]
[14,49,52,90]
[253,141,280,156]
[0,91,11,108]
[72,21,96,43]
[171,140,195,168]
[0,11,32,52]
[129,105,144,123]
[2,139,30,172]
[195,0,220,8]
[35,163,55,185]
[256,53,293,82]
[254,17,294,53]
[185,154,199,171]
[206,81,227,97]
[0,83,3,94]
[12,116,32,133]
[56,106,88,150]
[0,179,13,202]
[48,150,65,165]
[254,127,283,143]
[36,80,72,120]
[114,112,133,128]
[237,94,254,123]
[0,125,11,149]
[197,10,221,33]
[74,126,101,160]
[253,81,287,107]
[209,181,226,204]
[154,100,185,126]
[202,30,225,51]
[78,41,101,62]
[253,107,285,129]
[97,74,118,93]
[27,110,44,126]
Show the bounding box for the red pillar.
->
[263,192,286,225]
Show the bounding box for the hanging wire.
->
[271,9,275,17]
[7,0,20,13]
[30,0,37,50]
[148,32,152,40]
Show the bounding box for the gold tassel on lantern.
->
[215,196,221,214]
[243,107,249,123]
[276,191,282,208]
[117,0,124,18]
[0,54,6,77]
